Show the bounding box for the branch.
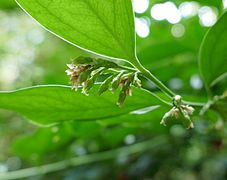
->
[0,136,166,180]
[132,57,206,107]
[132,57,175,98]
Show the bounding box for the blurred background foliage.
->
[0,0,226,179]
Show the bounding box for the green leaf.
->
[0,0,17,10]
[138,41,192,69]
[16,0,136,62]
[98,105,169,133]
[199,12,227,88]
[0,85,165,126]
[97,75,113,96]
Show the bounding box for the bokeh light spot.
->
[171,24,185,38]
[135,17,150,38]
[133,0,149,14]
[179,2,200,18]
[198,6,217,27]
[150,2,181,24]
[190,74,203,90]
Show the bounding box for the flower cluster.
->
[66,57,141,106]
[160,95,195,129]
[65,63,91,89]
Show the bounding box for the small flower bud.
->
[174,95,182,102]
[97,76,113,96]
[184,105,195,115]
[133,73,142,88]
[82,77,95,95]
[111,72,124,93]
[79,70,91,83]
[160,112,170,126]
[173,95,182,106]
[117,90,126,107]
[65,63,91,90]
[173,108,180,118]
[125,88,132,96]
[188,122,194,129]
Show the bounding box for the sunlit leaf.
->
[0,0,16,10]
[199,12,227,88]
[16,0,136,62]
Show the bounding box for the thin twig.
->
[0,137,167,180]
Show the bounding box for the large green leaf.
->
[0,0,17,10]
[138,41,192,69]
[199,12,227,88]
[16,0,136,62]
[0,85,166,126]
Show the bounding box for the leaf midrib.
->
[83,0,130,58]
